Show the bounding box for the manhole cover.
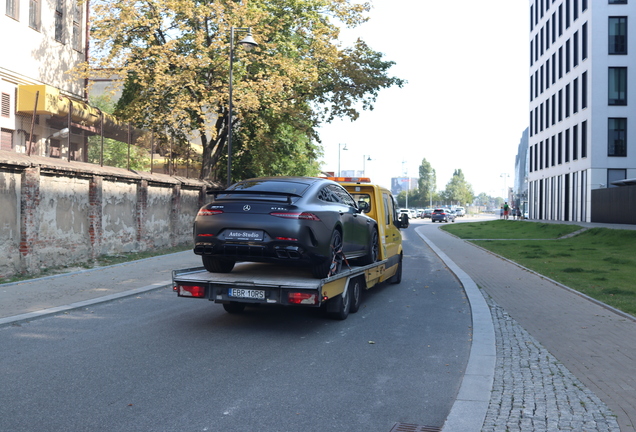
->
[389,422,442,432]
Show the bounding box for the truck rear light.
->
[270,212,321,221]
[288,292,318,305]
[177,284,206,298]
[198,208,223,216]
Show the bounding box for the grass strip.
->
[442,221,636,317]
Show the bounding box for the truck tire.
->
[328,283,350,320]
[223,302,246,314]
[349,277,363,314]
[358,228,379,265]
[311,229,343,278]
[389,253,403,284]
[202,256,235,273]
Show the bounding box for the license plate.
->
[225,229,264,241]
[228,288,265,300]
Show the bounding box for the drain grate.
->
[389,422,442,432]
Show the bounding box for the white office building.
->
[528,0,636,221]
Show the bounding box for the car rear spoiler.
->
[208,189,303,204]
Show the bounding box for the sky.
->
[317,0,529,198]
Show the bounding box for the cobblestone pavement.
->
[482,293,621,432]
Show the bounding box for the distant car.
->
[422,209,433,218]
[454,207,466,217]
[193,177,379,278]
[416,209,425,218]
[431,208,455,223]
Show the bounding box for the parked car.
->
[454,207,466,217]
[422,209,433,218]
[416,209,425,218]
[431,208,455,223]
[193,177,379,278]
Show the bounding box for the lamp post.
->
[227,26,258,187]
[338,143,348,176]
[362,155,372,176]
[500,173,510,202]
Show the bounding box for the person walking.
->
[503,202,510,220]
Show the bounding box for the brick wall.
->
[0,151,213,279]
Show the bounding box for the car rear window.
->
[218,180,311,199]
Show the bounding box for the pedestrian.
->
[503,202,510,220]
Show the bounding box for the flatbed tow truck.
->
[173,177,405,320]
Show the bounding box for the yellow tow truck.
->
[173,177,405,320]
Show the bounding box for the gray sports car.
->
[193,177,379,278]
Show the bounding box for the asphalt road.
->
[0,228,471,432]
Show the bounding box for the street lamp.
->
[338,143,348,176]
[500,173,510,201]
[227,26,258,187]
[362,155,372,176]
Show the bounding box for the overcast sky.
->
[317,0,529,198]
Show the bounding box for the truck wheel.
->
[223,302,246,314]
[328,283,350,320]
[389,253,403,284]
[349,278,363,313]
[358,228,379,265]
[202,256,235,273]
[311,229,343,278]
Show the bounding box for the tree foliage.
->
[441,169,474,206]
[417,158,436,206]
[80,0,404,181]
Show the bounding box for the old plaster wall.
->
[0,151,212,279]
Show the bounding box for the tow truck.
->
[173,177,405,320]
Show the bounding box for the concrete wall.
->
[0,151,212,279]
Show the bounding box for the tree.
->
[442,169,474,206]
[81,0,404,181]
[417,158,436,207]
[87,95,149,171]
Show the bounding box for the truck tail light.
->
[270,212,321,221]
[288,292,318,305]
[177,284,206,298]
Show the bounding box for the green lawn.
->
[442,221,636,317]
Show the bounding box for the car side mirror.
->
[357,201,370,213]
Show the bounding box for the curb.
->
[414,226,496,432]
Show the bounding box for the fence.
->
[12,108,202,179]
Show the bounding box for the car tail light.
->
[176,284,206,298]
[276,237,298,241]
[270,212,321,221]
[288,292,318,305]
[198,208,223,216]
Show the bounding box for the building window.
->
[6,0,19,19]
[54,0,64,42]
[608,67,627,105]
[582,22,588,60]
[609,0,627,4]
[565,83,571,117]
[29,0,40,30]
[574,31,579,67]
[581,120,588,157]
[72,1,83,52]
[558,46,563,78]
[608,169,627,188]
[558,132,563,164]
[1,129,13,151]
[608,118,627,156]
[573,124,579,160]
[1,93,10,117]
[609,17,627,54]
[582,71,588,109]
[573,77,579,113]
[566,39,571,73]
[565,128,571,162]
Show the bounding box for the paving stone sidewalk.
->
[417,222,635,432]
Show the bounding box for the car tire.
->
[202,256,235,273]
[359,228,379,265]
[311,229,343,279]
[223,302,246,314]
